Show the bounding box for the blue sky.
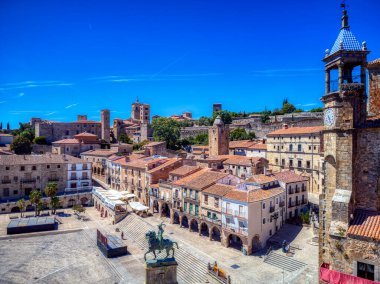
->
[0,0,379,128]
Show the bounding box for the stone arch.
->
[252,235,262,252]
[161,202,170,218]
[11,206,20,213]
[200,222,209,237]
[26,204,35,212]
[228,234,243,251]
[80,197,89,206]
[68,199,76,207]
[173,212,180,224]
[190,219,199,232]
[181,215,189,228]
[101,168,105,176]
[211,226,221,242]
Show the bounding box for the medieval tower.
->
[368,60,380,116]
[101,109,110,143]
[319,4,380,282]
[208,115,229,156]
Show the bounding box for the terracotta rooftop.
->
[203,184,234,197]
[273,171,309,183]
[74,132,98,138]
[145,141,166,147]
[185,171,229,190]
[229,140,256,149]
[268,126,324,136]
[0,154,84,165]
[224,187,284,203]
[368,58,380,67]
[248,143,267,150]
[217,155,264,166]
[147,158,182,174]
[169,165,201,177]
[124,157,167,169]
[223,190,248,202]
[172,168,210,186]
[80,149,118,157]
[347,210,380,241]
[113,154,145,166]
[246,174,277,184]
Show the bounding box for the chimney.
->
[262,139,266,144]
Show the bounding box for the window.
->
[184,202,187,212]
[306,161,311,168]
[289,144,293,151]
[226,217,231,224]
[282,159,285,166]
[5,166,10,170]
[263,218,266,224]
[289,159,293,167]
[47,165,50,169]
[239,205,244,216]
[20,166,25,171]
[298,144,302,152]
[214,198,219,208]
[207,211,211,218]
[32,166,36,170]
[65,130,69,135]
[195,205,199,216]
[204,195,208,203]
[275,158,279,165]
[357,262,375,281]
[269,229,272,236]
[262,203,265,209]
[4,188,10,196]
[298,160,302,168]
[13,190,18,195]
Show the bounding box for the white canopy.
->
[129,201,149,212]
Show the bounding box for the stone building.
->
[52,132,101,157]
[31,114,103,143]
[229,140,267,158]
[368,59,380,117]
[221,155,268,179]
[0,154,92,213]
[319,5,380,283]
[266,125,324,194]
[213,103,222,113]
[208,115,229,156]
[81,149,118,182]
[101,109,110,143]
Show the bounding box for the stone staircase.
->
[264,251,307,272]
[119,214,210,284]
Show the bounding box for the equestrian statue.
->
[144,222,179,261]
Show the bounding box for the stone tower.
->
[213,103,222,113]
[101,109,110,143]
[368,59,380,116]
[131,98,150,124]
[208,115,229,156]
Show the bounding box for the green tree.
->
[260,109,271,123]
[73,204,86,219]
[212,110,232,125]
[247,132,256,140]
[229,128,254,141]
[310,107,323,112]
[50,196,60,214]
[6,122,10,130]
[44,182,58,214]
[152,117,181,150]
[34,136,47,145]
[272,108,282,116]
[17,198,26,218]
[178,120,194,127]
[281,103,296,114]
[197,116,212,126]
[10,136,32,154]
[294,108,304,113]
[30,189,41,216]
[119,134,132,144]
[133,140,149,151]
[194,133,208,145]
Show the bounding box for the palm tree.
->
[50,196,60,214]
[44,182,58,214]
[30,189,41,216]
[17,198,26,218]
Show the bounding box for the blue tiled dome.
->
[330,27,361,55]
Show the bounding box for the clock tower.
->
[320,4,370,264]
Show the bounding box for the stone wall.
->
[368,64,380,116]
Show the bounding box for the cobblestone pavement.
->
[0,206,318,284]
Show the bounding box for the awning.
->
[129,201,149,212]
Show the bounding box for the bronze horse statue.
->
[144,230,179,261]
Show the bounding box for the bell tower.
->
[320,3,370,266]
[208,115,229,156]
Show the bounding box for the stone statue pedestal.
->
[145,258,178,284]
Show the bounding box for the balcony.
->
[222,225,248,236]
[1,180,11,184]
[48,177,60,182]
[222,208,248,219]
[269,206,275,213]
[201,215,222,226]
[70,177,78,181]
[279,201,285,207]
[20,178,36,183]
[288,201,295,208]
[302,187,307,192]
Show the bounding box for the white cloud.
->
[19,92,25,97]
[65,104,78,109]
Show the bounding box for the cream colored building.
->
[266,125,324,194]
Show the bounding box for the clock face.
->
[324,108,335,127]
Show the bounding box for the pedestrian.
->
[121,232,124,240]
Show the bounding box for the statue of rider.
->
[157,222,166,248]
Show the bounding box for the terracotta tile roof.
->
[368,58,380,67]
[147,158,182,174]
[248,143,267,150]
[124,157,167,169]
[185,171,229,190]
[222,155,264,166]
[203,184,234,197]
[172,168,210,186]
[347,210,380,241]
[145,141,166,147]
[80,149,118,157]
[150,183,159,189]
[273,171,308,183]
[74,132,98,138]
[229,140,256,149]
[0,154,83,165]
[246,174,277,184]
[267,126,324,136]
[224,190,248,202]
[169,165,201,177]
[248,187,284,202]
[52,138,80,145]
[192,145,209,150]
